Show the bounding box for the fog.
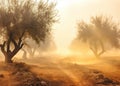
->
[53,0,120,51]
[0,1,120,86]
[0,0,120,61]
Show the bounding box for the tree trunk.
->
[90,39,104,57]
[0,33,24,63]
[90,46,100,57]
[5,55,13,63]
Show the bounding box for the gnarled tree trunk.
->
[0,33,24,63]
[5,54,13,63]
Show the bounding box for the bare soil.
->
[0,56,120,86]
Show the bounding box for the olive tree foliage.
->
[76,16,120,57]
[0,0,57,63]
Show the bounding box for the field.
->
[0,55,120,86]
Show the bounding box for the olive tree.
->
[0,0,57,63]
[76,16,120,57]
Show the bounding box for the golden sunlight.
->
[0,0,120,86]
[53,0,120,51]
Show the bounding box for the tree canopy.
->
[0,0,56,43]
[0,0,57,63]
[76,15,120,57]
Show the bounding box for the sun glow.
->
[56,49,72,57]
[52,0,120,53]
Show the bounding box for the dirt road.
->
[30,56,120,86]
[0,56,120,86]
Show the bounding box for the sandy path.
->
[30,57,120,86]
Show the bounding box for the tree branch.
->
[10,32,25,58]
[18,31,25,46]
[20,43,24,49]
[90,46,98,57]
[7,38,11,53]
[11,38,17,47]
[0,41,7,55]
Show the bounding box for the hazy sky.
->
[52,0,120,50]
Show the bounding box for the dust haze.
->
[0,0,120,86]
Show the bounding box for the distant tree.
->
[76,16,120,57]
[21,34,56,59]
[22,38,38,58]
[0,0,57,63]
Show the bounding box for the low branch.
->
[18,31,25,46]
[0,41,7,55]
[10,33,24,57]
[20,31,25,39]
[20,43,24,49]
[11,38,17,47]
